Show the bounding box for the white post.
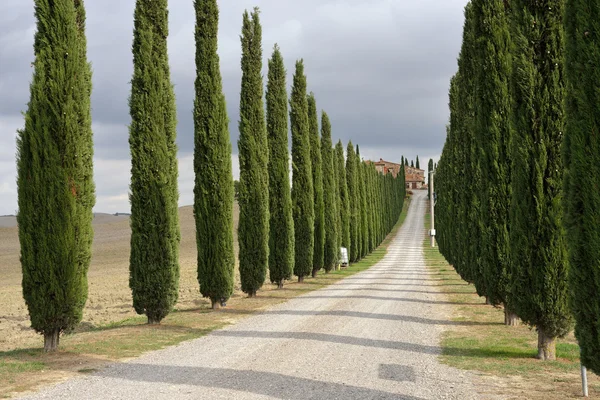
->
[430,171,435,248]
[581,364,589,397]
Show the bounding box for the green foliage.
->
[193,0,234,307]
[320,112,338,272]
[471,0,512,312]
[290,60,314,280]
[356,146,369,259]
[508,0,572,343]
[437,4,481,288]
[563,0,600,373]
[308,94,324,275]
[238,8,269,296]
[415,156,420,169]
[335,140,351,253]
[17,0,95,347]
[428,158,434,199]
[266,44,294,286]
[129,0,180,324]
[346,142,359,263]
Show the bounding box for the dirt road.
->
[22,191,479,399]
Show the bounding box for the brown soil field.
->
[0,204,240,352]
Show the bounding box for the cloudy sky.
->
[0,0,468,214]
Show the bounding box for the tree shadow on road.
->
[258,309,499,326]
[293,294,482,306]
[96,364,426,400]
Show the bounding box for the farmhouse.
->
[371,158,402,178]
[405,166,425,189]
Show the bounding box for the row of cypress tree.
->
[16,0,407,351]
[436,0,600,369]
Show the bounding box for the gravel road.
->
[22,191,479,399]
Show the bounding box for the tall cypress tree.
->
[238,8,269,297]
[308,94,324,277]
[564,0,600,373]
[428,158,434,199]
[332,145,342,268]
[346,142,359,263]
[320,112,337,272]
[129,0,180,325]
[17,0,94,352]
[366,164,376,252]
[415,156,420,169]
[290,60,314,282]
[472,0,514,324]
[193,0,234,309]
[356,146,368,258]
[509,0,572,360]
[336,140,351,256]
[266,44,294,288]
[410,160,414,168]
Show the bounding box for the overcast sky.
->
[0,0,468,214]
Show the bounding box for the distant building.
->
[368,158,425,190]
[405,166,425,189]
[370,158,402,178]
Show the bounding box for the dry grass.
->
[422,208,600,399]
[0,199,410,398]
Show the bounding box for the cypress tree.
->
[509,0,572,360]
[356,146,369,258]
[290,60,314,282]
[563,0,600,373]
[193,0,234,309]
[17,0,94,352]
[332,146,342,268]
[320,112,337,272]
[346,142,359,263]
[428,158,434,199]
[472,0,515,324]
[366,164,376,252]
[129,0,180,325]
[415,156,420,169]
[266,44,294,288]
[307,94,324,277]
[238,9,269,297]
[410,160,414,168]
[336,140,351,256]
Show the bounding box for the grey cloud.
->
[0,0,467,213]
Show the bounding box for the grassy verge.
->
[422,207,600,399]
[0,198,411,399]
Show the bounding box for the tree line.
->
[16,0,406,352]
[435,0,600,371]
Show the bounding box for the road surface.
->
[23,191,478,399]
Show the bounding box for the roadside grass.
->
[0,198,411,399]
[423,207,599,399]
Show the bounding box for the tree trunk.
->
[485,297,492,305]
[248,291,257,298]
[43,330,60,353]
[211,299,220,310]
[504,308,519,326]
[277,280,284,289]
[147,316,160,325]
[312,269,318,278]
[298,276,304,283]
[537,329,556,360]
[325,269,330,274]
